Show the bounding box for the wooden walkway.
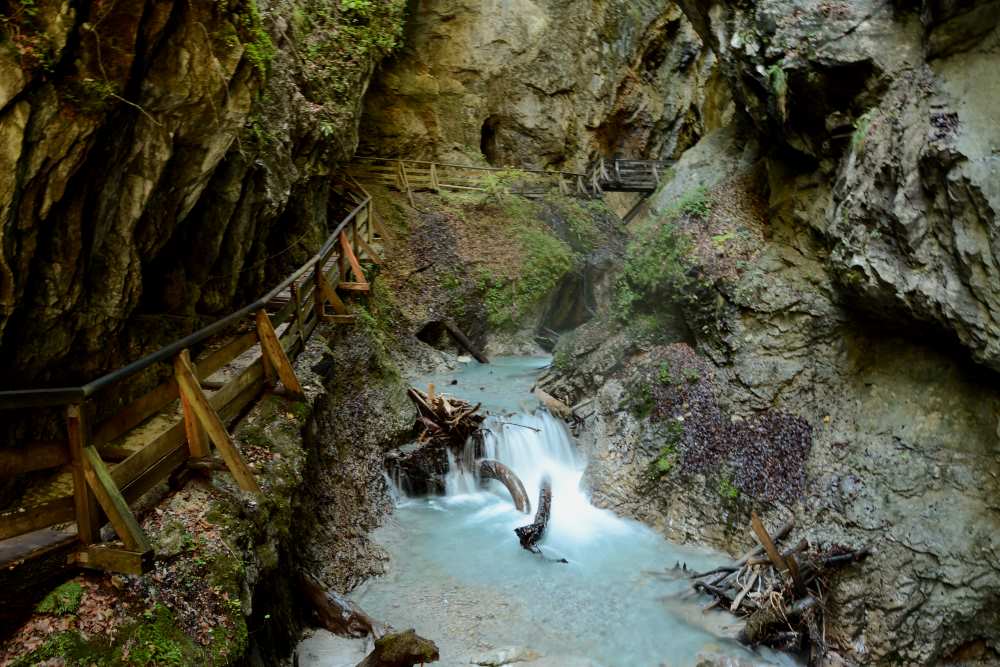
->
[0,179,385,579]
[349,156,671,201]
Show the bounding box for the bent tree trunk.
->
[479,459,531,514]
[515,475,552,552]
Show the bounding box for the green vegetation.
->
[648,421,684,479]
[766,64,788,120]
[718,475,741,500]
[234,0,275,76]
[0,0,57,73]
[121,605,192,666]
[623,381,655,419]
[614,186,711,323]
[852,110,874,152]
[294,0,406,106]
[481,169,532,202]
[36,581,84,615]
[658,362,673,386]
[684,367,701,383]
[479,226,575,330]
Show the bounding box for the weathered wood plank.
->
[198,332,258,379]
[355,233,383,266]
[340,231,367,284]
[316,266,349,315]
[175,353,261,493]
[92,379,178,448]
[66,404,100,545]
[75,544,153,576]
[337,281,370,293]
[255,310,305,400]
[0,497,75,541]
[82,447,151,553]
[177,350,210,459]
[0,441,68,477]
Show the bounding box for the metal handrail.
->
[0,196,371,410]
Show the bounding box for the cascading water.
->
[300,357,795,667]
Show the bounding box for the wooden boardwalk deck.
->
[0,181,385,581]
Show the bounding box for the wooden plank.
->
[0,497,74,541]
[355,233,383,266]
[340,231,366,284]
[120,441,187,505]
[316,269,350,315]
[109,420,185,491]
[174,352,261,494]
[92,379,178,448]
[322,313,357,325]
[66,404,100,545]
[82,446,151,553]
[0,441,68,477]
[197,331,258,379]
[254,310,305,400]
[76,544,153,576]
[176,350,210,459]
[337,281,370,293]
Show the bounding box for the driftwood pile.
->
[408,384,485,454]
[689,513,869,660]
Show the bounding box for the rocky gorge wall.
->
[542,1,1000,664]
[357,0,733,169]
[0,0,405,385]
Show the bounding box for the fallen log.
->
[356,629,440,667]
[299,572,382,638]
[533,389,573,420]
[479,459,531,513]
[443,319,489,364]
[515,475,552,552]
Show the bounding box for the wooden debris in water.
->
[407,384,485,454]
[688,512,870,661]
[515,475,552,553]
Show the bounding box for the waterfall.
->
[440,411,633,560]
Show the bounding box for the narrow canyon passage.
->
[299,358,794,667]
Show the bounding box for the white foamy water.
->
[300,357,797,667]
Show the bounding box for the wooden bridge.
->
[0,179,383,580]
[349,156,670,201]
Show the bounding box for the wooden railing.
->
[349,157,594,203]
[588,158,672,194]
[0,181,383,575]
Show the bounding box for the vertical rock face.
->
[539,1,999,664]
[0,0,404,385]
[357,0,733,169]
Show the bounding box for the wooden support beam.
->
[82,446,152,553]
[340,231,367,284]
[291,281,305,348]
[316,268,350,315]
[355,232,383,266]
[75,544,153,576]
[174,351,262,494]
[254,310,305,400]
[66,404,100,545]
[176,349,210,460]
[336,281,370,293]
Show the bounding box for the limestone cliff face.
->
[671,0,1000,371]
[357,0,732,169]
[0,0,404,385]
[542,2,1000,664]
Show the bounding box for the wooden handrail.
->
[353,155,586,179]
[0,196,371,410]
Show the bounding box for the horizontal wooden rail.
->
[0,184,381,575]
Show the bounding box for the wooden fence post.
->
[66,403,100,545]
[176,350,210,459]
[81,446,152,553]
[175,351,262,494]
[290,281,305,349]
[340,231,367,284]
[254,309,306,400]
